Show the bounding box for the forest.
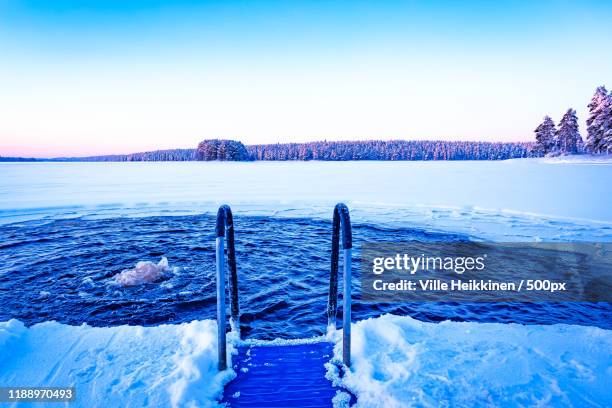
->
[8,140,532,162]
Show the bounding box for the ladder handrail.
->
[216,204,240,371]
[327,203,352,367]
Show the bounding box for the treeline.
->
[247,140,533,161]
[4,140,536,162]
[53,141,250,162]
[56,148,196,162]
[0,156,43,162]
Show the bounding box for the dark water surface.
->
[0,215,609,339]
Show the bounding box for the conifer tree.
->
[534,116,556,155]
[556,109,582,154]
[586,86,610,153]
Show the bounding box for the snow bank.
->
[536,154,612,165]
[0,319,235,408]
[2,317,611,407]
[327,315,612,407]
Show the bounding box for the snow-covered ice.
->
[1,160,611,241]
[0,319,236,408]
[326,314,612,407]
[535,154,612,165]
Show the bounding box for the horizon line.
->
[1,138,536,160]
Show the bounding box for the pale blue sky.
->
[1,1,611,157]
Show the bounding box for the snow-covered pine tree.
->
[602,90,612,153]
[576,132,585,153]
[586,86,610,153]
[534,116,556,155]
[556,108,582,154]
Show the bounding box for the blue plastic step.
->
[221,342,345,407]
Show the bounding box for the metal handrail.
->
[215,203,351,370]
[327,203,352,367]
[216,204,240,371]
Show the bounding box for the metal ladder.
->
[214,203,353,371]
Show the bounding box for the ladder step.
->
[221,343,349,407]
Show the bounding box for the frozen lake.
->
[2,159,611,337]
[1,159,611,241]
[1,160,611,407]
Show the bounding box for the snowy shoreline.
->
[326,315,612,408]
[0,319,236,408]
[1,315,610,407]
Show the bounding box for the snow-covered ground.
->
[536,154,612,165]
[1,159,611,241]
[0,319,236,408]
[327,315,612,408]
[2,316,609,407]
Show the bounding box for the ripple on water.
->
[0,214,610,340]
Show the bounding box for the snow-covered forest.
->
[34,140,533,162]
[246,140,532,161]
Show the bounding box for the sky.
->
[1,1,612,157]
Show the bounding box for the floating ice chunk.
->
[113,257,169,286]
